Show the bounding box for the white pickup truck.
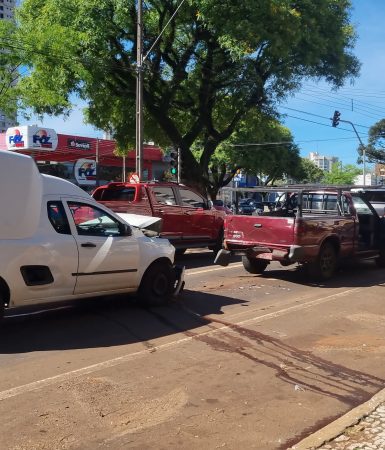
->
[0,151,184,319]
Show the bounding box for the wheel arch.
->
[321,236,340,254]
[144,257,172,271]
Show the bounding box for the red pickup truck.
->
[215,187,385,280]
[92,181,226,253]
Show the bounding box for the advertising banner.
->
[6,125,58,151]
[74,159,97,185]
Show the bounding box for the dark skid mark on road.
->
[148,299,385,449]
[146,303,385,449]
[148,305,384,407]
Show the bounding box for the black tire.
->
[308,242,337,281]
[242,256,268,274]
[138,261,175,306]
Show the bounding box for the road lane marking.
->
[0,286,361,402]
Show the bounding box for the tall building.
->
[308,152,339,172]
[0,0,17,133]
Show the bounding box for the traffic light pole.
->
[339,119,366,186]
[177,147,181,183]
[135,0,144,179]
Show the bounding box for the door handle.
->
[81,242,97,248]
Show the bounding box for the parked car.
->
[238,198,264,215]
[92,181,226,253]
[0,151,185,319]
[215,186,385,280]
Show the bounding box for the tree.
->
[2,0,359,194]
[365,119,385,164]
[196,113,303,198]
[322,162,361,185]
[297,158,324,184]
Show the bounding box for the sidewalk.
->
[290,388,385,450]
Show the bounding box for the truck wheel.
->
[242,256,268,274]
[139,261,175,306]
[308,242,337,280]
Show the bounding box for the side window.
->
[351,196,374,215]
[47,201,71,235]
[325,194,337,211]
[99,187,136,201]
[153,186,177,205]
[179,188,206,208]
[309,194,323,210]
[67,202,125,237]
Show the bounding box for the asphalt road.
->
[1,251,385,450]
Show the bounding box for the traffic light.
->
[332,110,341,127]
[169,149,178,175]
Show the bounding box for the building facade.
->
[0,126,171,190]
[0,0,17,133]
[308,152,339,172]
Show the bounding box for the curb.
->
[289,387,385,449]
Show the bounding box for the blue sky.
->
[24,1,385,166]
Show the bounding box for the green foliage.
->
[322,162,361,185]
[366,119,385,164]
[298,158,324,183]
[207,113,302,189]
[0,0,359,193]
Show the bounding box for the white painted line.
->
[0,286,361,402]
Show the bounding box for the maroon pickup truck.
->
[215,187,385,280]
[92,181,226,253]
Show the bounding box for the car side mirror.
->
[207,200,214,210]
[119,223,132,236]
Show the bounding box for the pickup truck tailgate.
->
[224,215,295,248]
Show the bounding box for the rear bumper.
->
[215,244,305,266]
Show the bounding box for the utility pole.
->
[95,137,99,187]
[135,0,143,179]
[331,110,367,186]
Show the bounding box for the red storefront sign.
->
[0,132,163,177]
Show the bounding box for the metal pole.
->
[95,137,99,187]
[177,147,181,183]
[339,119,366,186]
[135,0,143,179]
